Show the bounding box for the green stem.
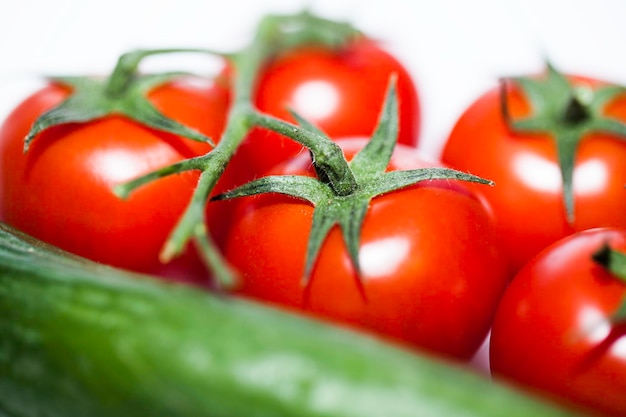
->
[114,157,208,199]
[192,223,238,289]
[250,113,357,195]
[126,26,280,273]
[160,148,235,263]
[105,48,225,98]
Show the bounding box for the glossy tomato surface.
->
[237,39,420,177]
[0,76,232,283]
[222,138,508,360]
[490,228,626,417]
[441,79,626,274]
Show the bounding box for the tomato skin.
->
[222,139,508,360]
[237,39,420,177]
[0,77,232,284]
[441,79,626,274]
[490,228,626,417]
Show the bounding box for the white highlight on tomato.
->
[610,335,626,360]
[359,237,410,279]
[578,306,611,344]
[292,80,339,121]
[513,153,608,194]
[574,158,608,195]
[90,147,171,185]
[90,150,142,185]
[512,152,561,192]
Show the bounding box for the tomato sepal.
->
[24,49,226,153]
[256,10,362,52]
[25,73,212,152]
[501,63,626,223]
[213,78,492,285]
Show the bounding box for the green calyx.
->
[213,78,493,286]
[501,62,626,223]
[25,49,220,153]
[256,10,362,54]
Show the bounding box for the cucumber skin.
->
[0,224,587,417]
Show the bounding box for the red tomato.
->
[221,138,508,360]
[441,76,626,275]
[0,76,232,284]
[490,227,626,417]
[236,39,420,177]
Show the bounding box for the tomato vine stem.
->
[250,112,358,195]
[104,48,223,101]
[114,11,363,287]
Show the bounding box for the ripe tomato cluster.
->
[0,11,625,417]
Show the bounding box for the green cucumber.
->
[0,222,587,417]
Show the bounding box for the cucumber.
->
[0,222,587,417]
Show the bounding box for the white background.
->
[1,0,626,157]
[1,0,626,371]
